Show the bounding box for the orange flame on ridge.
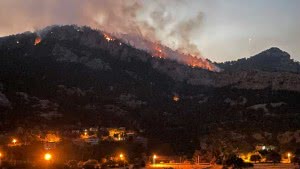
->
[34,37,41,45]
[186,54,216,71]
[152,43,167,59]
[152,45,217,71]
[104,33,114,42]
[107,33,220,72]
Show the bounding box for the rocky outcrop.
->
[154,59,300,91]
[0,92,11,108]
[52,44,111,71]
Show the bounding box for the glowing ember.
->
[173,95,180,102]
[34,37,41,45]
[104,33,114,42]
[153,43,167,59]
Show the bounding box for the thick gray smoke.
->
[0,0,204,57]
[170,12,204,56]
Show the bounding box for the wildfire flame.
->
[34,37,41,45]
[186,54,216,71]
[153,43,167,59]
[114,34,220,72]
[104,33,114,42]
[153,45,217,71]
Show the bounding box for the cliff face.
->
[153,59,300,92]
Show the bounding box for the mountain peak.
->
[256,47,290,59]
[266,47,284,53]
[218,47,299,73]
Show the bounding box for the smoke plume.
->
[0,0,205,58]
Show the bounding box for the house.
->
[44,142,57,150]
[256,144,276,151]
[108,128,126,141]
[84,136,99,145]
[134,136,148,148]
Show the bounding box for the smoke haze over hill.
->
[0,0,206,58]
[1,0,300,62]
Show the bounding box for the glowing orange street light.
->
[153,154,157,165]
[44,153,52,161]
[0,152,2,166]
[288,153,291,163]
[119,153,125,167]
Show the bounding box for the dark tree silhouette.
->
[250,154,261,163]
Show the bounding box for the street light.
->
[119,153,125,167]
[44,153,52,161]
[287,153,291,163]
[12,139,17,144]
[153,154,157,165]
[0,152,2,166]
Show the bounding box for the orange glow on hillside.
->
[152,43,167,59]
[107,33,220,71]
[34,37,41,45]
[183,54,216,71]
[104,33,114,42]
[173,95,180,102]
[150,42,217,71]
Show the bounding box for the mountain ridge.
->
[1,25,300,93]
[1,25,300,154]
[217,47,300,73]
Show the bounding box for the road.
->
[147,163,212,169]
[253,163,298,169]
[146,163,299,169]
